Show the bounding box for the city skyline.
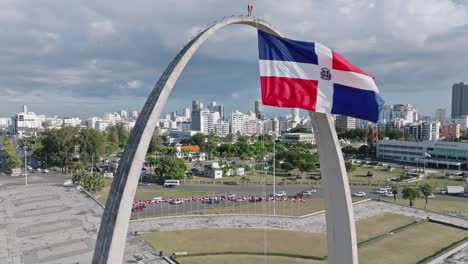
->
[1,1,467,117]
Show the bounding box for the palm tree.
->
[391,185,398,202]
[402,186,420,207]
[419,183,434,209]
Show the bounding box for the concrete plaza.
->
[0,185,163,264]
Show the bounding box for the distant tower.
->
[23,104,28,113]
[255,100,264,119]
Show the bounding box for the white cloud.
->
[89,20,116,39]
[127,80,142,89]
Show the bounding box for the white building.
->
[94,121,111,132]
[191,109,219,134]
[215,120,230,136]
[0,117,12,128]
[282,133,316,144]
[131,111,139,120]
[14,106,43,135]
[182,108,191,120]
[377,140,468,170]
[63,117,82,127]
[230,110,245,134]
[335,115,356,129]
[244,120,263,135]
[120,110,128,120]
[103,112,122,124]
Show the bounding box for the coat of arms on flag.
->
[258,30,384,123]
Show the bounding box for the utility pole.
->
[273,135,276,216]
[24,147,28,186]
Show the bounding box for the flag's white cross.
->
[259,43,378,113]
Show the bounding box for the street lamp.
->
[269,131,280,216]
[24,146,28,186]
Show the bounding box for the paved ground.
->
[0,185,163,264]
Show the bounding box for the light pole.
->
[24,147,28,186]
[273,138,276,216]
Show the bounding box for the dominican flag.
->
[258,30,383,122]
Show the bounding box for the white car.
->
[63,180,74,187]
[36,168,42,172]
[170,200,183,205]
[43,169,49,173]
[275,191,287,197]
[352,191,366,197]
[383,192,394,197]
[426,194,435,199]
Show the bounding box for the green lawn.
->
[348,166,403,182]
[177,255,324,264]
[142,213,414,259]
[359,222,468,264]
[142,213,468,264]
[424,173,468,189]
[384,198,468,213]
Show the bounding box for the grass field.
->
[347,166,403,182]
[359,222,468,264]
[176,255,323,264]
[383,198,468,213]
[142,213,468,264]
[142,213,414,258]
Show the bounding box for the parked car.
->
[352,191,366,197]
[43,169,49,173]
[63,180,74,187]
[382,192,394,197]
[132,204,146,211]
[275,191,287,197]
[301,189,317,197]
[36,168,42,172]
[170,199,184,205]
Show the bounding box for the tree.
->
[148,136,164,155]
[391,185,398,202]
[345,161,355,172]
[297,159,316,173]
[3,137,22,169]
[72,171,106,192]
[402,186,420,206]
[78,128,106,166]
[190,133,206,147]
[152,158,187,182]
[40,127,78,171]
[280,162,294,173]
[419,183,434,209]
[342,146,357,156]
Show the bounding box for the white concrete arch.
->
[92,16,357,264]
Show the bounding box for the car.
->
[132,204,146,211]
[352,191,366,197]
[63,180,74,187]
[170,200,183,205]
[301,189,317,197]
[426,193,435,199]
[43,169,49,173]
[36,168,42,172]
[275,191,287,197]
[382,192,394,197]
[152,197,163,201]
[27,166,33,171]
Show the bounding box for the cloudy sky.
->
[1,0,467,118]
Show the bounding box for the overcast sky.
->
[1,0,467,118]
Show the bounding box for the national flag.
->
[258,30,383,122]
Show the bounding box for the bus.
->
[164,179,180,187]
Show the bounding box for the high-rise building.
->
[421,121,440,141]
[192,100,203,112]
[291,108,300,122]
[434,108,446,122]
[215,120,230,136]
[335,115,356,129]
[182,108,191,120]
[191,109,219,134]
[131,111,139,119]
[441,123,461,139]
[452,82,468,118]
[255,100,264,119]
[230,110,245,134]
[208,102,224,120]
[120,110,128,120]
